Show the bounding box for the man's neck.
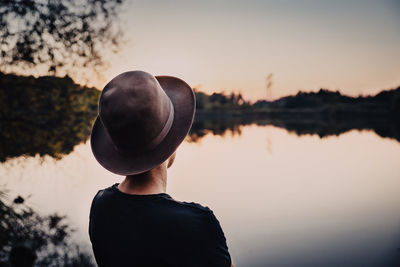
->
[117,164,167,195]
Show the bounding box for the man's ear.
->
[167,151,176,168]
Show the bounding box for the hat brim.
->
[90,76,196,176]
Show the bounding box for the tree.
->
[0,72,100,162]
[0,0,125,81]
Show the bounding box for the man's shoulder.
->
[90,184,217,225]
[92,184,212,212]
[91,184,116,203]
[166,198,213,214]
[162,199,223,234]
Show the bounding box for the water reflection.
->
[0,74,99,162]
[1,125,399,266]
[189,115,400,144]
[3,114,399,162]
[175,126,400,267]
[1,74,400,266]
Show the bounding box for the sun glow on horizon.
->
[80,0,400,102]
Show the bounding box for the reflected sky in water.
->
[1,125,400,266]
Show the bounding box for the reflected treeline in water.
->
[1,72,399,161]
[188,114,245,142]
[189,111,400,143]
[0,190,94,266]
[0,72,100,162]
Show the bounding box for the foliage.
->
[254,87,400,115]
[0,192,94,266]
[194,89,251,111]
[0,0,124,80]
[0,72,100,162]
[191,87,400,143]
[195,86,400,116]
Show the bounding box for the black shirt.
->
[89,184,231,267]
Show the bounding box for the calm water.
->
[1,125,400,266]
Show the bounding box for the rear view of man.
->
[89,71,232,266]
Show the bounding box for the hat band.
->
[143,99,174,151]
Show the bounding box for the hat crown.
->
[99,71,173,153]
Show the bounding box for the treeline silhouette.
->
[254,88,400,114]
[1,72,399,161]
[195,89,251,112]
[0,72,98,162]
[194,86,400,115]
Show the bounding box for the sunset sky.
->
[99,0,400,101]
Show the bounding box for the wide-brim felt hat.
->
[90,71,196,176]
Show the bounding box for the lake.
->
[1,124,400,266]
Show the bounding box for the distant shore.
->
[195,87,400,118]
[1,72,399,160]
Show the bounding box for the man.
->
[89,71,232,266]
